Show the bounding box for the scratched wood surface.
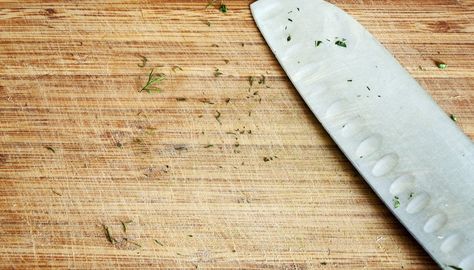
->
[0,0,473,269]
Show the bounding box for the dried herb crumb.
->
[224,59,229,64]
[176,97,187,101]
[288,18,293,22]
[120,220,133,233]
[321,262,327,265]
[347,79,352,82]
[205,21,211,26]
[200,98,215,104]
[315,40,322,47]
[172,65,183,72]
[248,76,255,86]
[287,35,291,42]
[258,75,265,85]
[204,144,214,148]
[154,239,164,246]
[206,0,216,8]
[51,189,62,196]
[188,234,193,237]
[137,55,147,67]
[214,68,223,77]
[215,110,222,125]
[366,86,371,91]
[45,146,56,153]
[447,265,463,270]
[174,146,187,151]
[102,225,116,244]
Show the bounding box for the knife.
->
[250,0,474,268]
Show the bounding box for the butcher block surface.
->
[0,0,473,269]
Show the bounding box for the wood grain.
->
[0,0,472,269]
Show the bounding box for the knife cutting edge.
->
[250,0,474,268]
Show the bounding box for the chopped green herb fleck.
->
[140,69,166,93]
[408,192,414,199]
[315,40,322,47]
[137,55,148,67]
[154,239,164,246]
[347,79,352,82]
[174,146,187,151]
[366,86,371,91]
[393,196,400,209]
[205,21,211,27]
[450,114,457,122]
[204,144,214,148]
[219,4,228,13]
[288,18,293,22]
[287,35,291,42]
[214,68,223,77]
[258,75,266,85]
[188,234,193,237]
[102,225,116,244]
[320,262,327,265]
[51,189,62,196]
[335,40,347,48]
[215,111,222,125]
[120,220,133,233]
[437,62,447,69]
[172,65,183,72]
[45,146,56,153]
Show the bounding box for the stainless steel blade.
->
[251,0,474,268]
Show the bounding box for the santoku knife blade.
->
[250,0,474,268]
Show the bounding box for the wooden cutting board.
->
[0,0,472,269]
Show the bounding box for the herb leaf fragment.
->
[219,4,228,13]
[450,114,457,122]
[437,61,447,69]
[393,196,400,208]
[335,39,347,47]
[447,265,463,270]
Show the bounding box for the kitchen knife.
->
[250,0,474,268]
